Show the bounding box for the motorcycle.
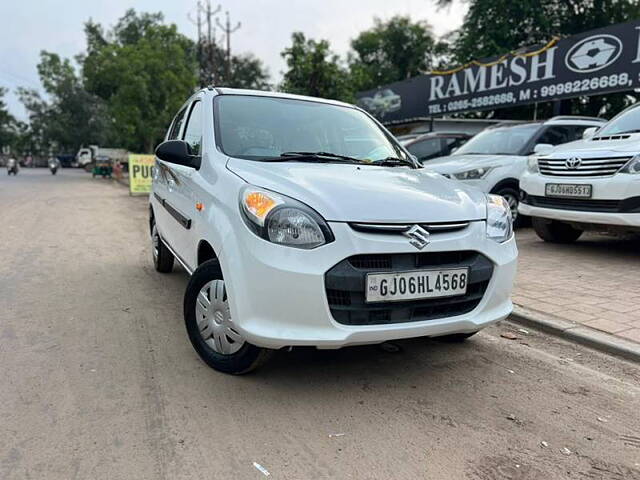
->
[7,158,18,175]
[49,161,59,175]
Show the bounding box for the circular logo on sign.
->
[565,34,623,73]
[565,157,582,169]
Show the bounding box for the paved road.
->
[2,169,640,480]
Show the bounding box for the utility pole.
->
[188,0,221,86]
[216,11,241,84]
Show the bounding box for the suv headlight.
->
[240,187,333,249]
[452,167,492,180]
[620,154,640,174]
[527,155,540,173]
[486,194,513,243]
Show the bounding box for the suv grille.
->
[324,251,493,326]
[538,157,630,177]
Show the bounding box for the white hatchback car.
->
[150,88,517,374]
[520,103,640,242]
[423,117,606,225]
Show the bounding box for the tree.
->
[349,16,440,92]
[0,87,18,154]
[17,52,111,154]
[280,32,353,101]
[82,10,198,152]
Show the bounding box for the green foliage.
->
[18,52,111,153]
[280,32,353,102]
[0,87,18,153]
[83,9,199,153]
[349,16,438,92]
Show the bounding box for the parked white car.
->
[520,103,640,242]
[422,117,606,225]
[150,88,517,374]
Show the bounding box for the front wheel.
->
[184,259,272,374]
[532,217,583,243]
[151,222,174,273]
[494,187,526,228]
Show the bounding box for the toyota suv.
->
[520,103,640,242]
[150,88,517,374]
[422,117,606,226]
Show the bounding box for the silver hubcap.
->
[503,193,518,222]
[195,280,244,355]
[151,225,159,261]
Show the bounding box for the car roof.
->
[211,87,356,109]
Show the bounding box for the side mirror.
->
[582,126,598,139]
[533,143,554,155]
[155,140,201,169]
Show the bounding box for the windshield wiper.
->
[375,156,417,168]
[277,151,367,164]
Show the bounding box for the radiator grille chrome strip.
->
[350,222,470,234]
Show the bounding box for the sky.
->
[0,0,465,120]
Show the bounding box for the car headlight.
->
[240,187,333,249]
[527,155,540,173]
[452,167,492,180]
[620,154,640,174]
[486,194,513,243]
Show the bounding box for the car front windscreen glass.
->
[597,105,640,136]
[453,124,540,156]
[214,95,407,163]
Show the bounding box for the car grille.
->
[538,157,630,177]
[324,251,493,326]
[523,195,640,213]
[349,221,470,235]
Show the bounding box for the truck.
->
[74,145,129,168]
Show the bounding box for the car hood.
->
[543,134,640,158]
[424,154,521,174]
[226,158,487,223]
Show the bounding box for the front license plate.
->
[545,183,592,198]
[366,268,468,303]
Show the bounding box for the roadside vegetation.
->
[0,0,639,156]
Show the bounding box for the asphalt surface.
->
[2,169,640,480]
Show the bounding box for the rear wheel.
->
[151,221,174,273]
[532,217,583,243]
[184,259,272,374]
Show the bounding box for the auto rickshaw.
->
[92,155,113,178]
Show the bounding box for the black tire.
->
[184,259,272,374]
[434,331,478,343]
[532,217,583,243]
[494,187,526,228]
[151,221,174,273]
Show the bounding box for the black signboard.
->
[357,20,640,122]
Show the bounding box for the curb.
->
[509,305,640,363]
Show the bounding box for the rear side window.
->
[407,138,443,161]
[183,101,203,155]
[536,125,588,146]
[168,108,187,140]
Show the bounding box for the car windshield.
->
[596,105,640,136]
[453,124,540,156]
[214,95,408,163]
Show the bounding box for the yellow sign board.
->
[129,154,155,194]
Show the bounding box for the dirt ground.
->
[1,169,640,480]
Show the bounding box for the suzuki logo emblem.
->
[403,225,430,250]
[565,157,582,169]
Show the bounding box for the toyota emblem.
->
[565,157,582,169]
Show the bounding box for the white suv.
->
[150,88,517,374]
[423,117,606,225]
[520,103,640,242]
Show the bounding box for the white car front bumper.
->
[519,171,640,228]
[219,221,517,349]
